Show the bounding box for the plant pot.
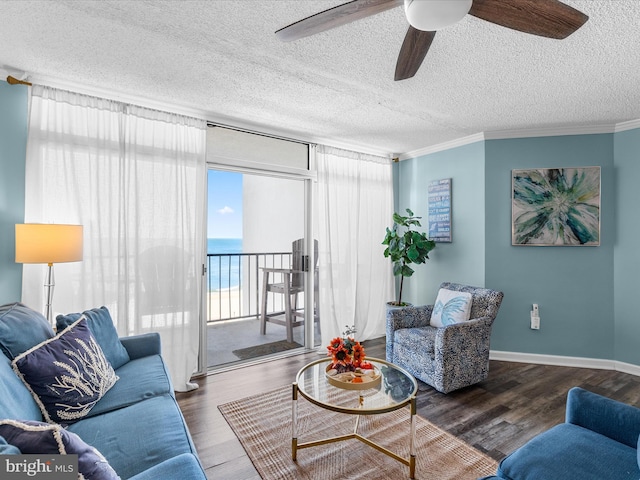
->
[386,301,413,312]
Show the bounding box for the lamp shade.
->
[404,0,472,31]
[15,224,83,264]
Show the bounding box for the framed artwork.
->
[428,178,452,243]
[512,167,600,246]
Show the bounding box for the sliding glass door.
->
[206,169,315,368]
[202,126,316,370]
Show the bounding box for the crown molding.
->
[615,118,640,133]
[398,133,485,160]
[400,120,640,160]
[484,123,616,140]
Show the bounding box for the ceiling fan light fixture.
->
[404,0,472,31]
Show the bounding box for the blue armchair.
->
[386,282,504,393]
[481,387,640,480]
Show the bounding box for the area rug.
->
[232,340,302,360]
[219,386,498,480]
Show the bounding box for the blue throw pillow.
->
[12,317,118,424]
[57,307,130,369]
[430,288,473,327]
[0,302,55,359]
[0,435,21,454]
[0,420,119,479]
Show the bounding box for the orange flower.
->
[326,330,366,372]
[326,337,344,356]
[331,346,352,367]
[351,342,365,367]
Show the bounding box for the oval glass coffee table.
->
[292,357,418,478]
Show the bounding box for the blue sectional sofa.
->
[0,302,206,479]
[481,387,640,480]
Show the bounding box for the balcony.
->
[206,251,317,368]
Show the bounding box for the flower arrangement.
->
[326,325,373,373]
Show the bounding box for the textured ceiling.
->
[1,0,639,156]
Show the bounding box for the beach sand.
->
[207,287,242,320]
[206,286,293,321]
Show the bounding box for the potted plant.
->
[382,208,436,306]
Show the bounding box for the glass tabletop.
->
[295,357,418,414]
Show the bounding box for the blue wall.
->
[485,135,615,359]
[613,128,640,366]
[400,130,640,367]
[0,82,27,304]
[397,141,485,305]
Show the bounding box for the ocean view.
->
[207,238,242,255]
[207,238,242,291]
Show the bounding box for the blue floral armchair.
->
[386,282,504,394]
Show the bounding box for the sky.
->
[207,170,242,239]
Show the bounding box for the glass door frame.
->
[197,157,316,374]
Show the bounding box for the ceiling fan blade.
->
[395,27,436,81]
[275,0,403,42]
[469,0,588,39]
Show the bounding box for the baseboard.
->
[490,350,640,377]
[614,360,640,377]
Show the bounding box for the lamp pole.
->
[44,262,55,327]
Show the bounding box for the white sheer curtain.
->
[22,85,206,391]
[315,145,394,346]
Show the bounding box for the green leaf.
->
[407,244,419,262]
[400,265,414,277]
[392,212,406,224]
[384,209,436,302]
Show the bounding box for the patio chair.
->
[386,282,504,393]
[260,238,318,343]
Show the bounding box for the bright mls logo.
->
[1,455,77,479]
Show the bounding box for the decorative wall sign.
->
[428,178,452,243]
[512,167,600,246]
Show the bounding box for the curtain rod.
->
[6,75,32,86]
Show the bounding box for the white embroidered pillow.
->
[430,288,473,327]
[12,316,118,424]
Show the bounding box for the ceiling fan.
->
[275,0,589,81]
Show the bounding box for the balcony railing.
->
[206,251,294,323]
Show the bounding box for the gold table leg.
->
[292,382,298,461]
[409,395,416,479]
[294,392,418,478]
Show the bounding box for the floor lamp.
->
[15,224,84,327]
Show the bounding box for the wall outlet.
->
[531,314,540,330]
[531,304,540,329]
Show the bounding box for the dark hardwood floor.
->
[176,337,640,479]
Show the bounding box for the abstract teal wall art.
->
[512,167,600,246]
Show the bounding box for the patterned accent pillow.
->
[12,317,118,424]
[430,288,473,327]
[0,419,120,479]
